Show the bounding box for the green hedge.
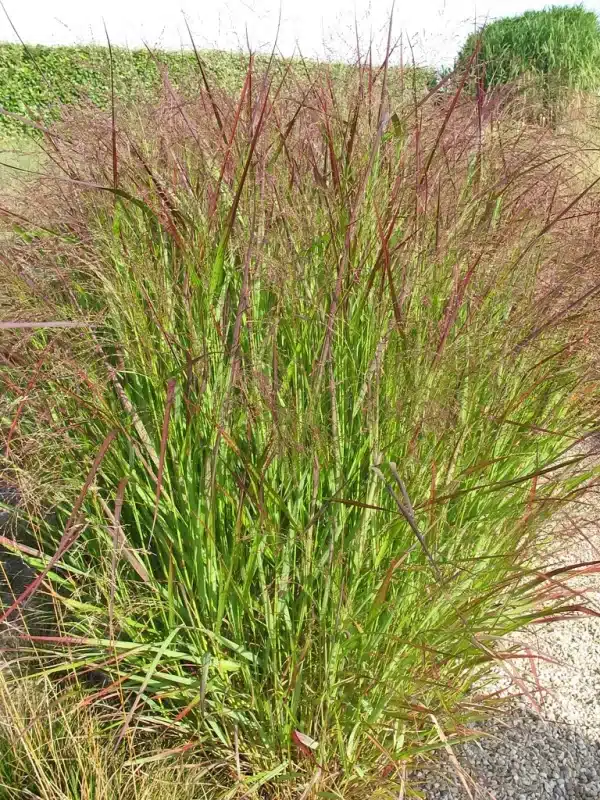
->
[0,44,256,130]
[0,44,435,135]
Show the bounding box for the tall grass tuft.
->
[0,669,221,799]
[459,5,600,90]
[458,5,600,122]
[2,54,600,796]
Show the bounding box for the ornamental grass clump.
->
[2,52,600,797]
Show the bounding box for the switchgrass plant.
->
[2,55,600,797]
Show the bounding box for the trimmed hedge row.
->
[0,44,435,135]
[0,44,256,130]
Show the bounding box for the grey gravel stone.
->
[421,711,600,799]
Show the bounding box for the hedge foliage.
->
[0,44,258,131]
[0,44,435,136]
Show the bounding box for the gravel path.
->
[418,453,600,799]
